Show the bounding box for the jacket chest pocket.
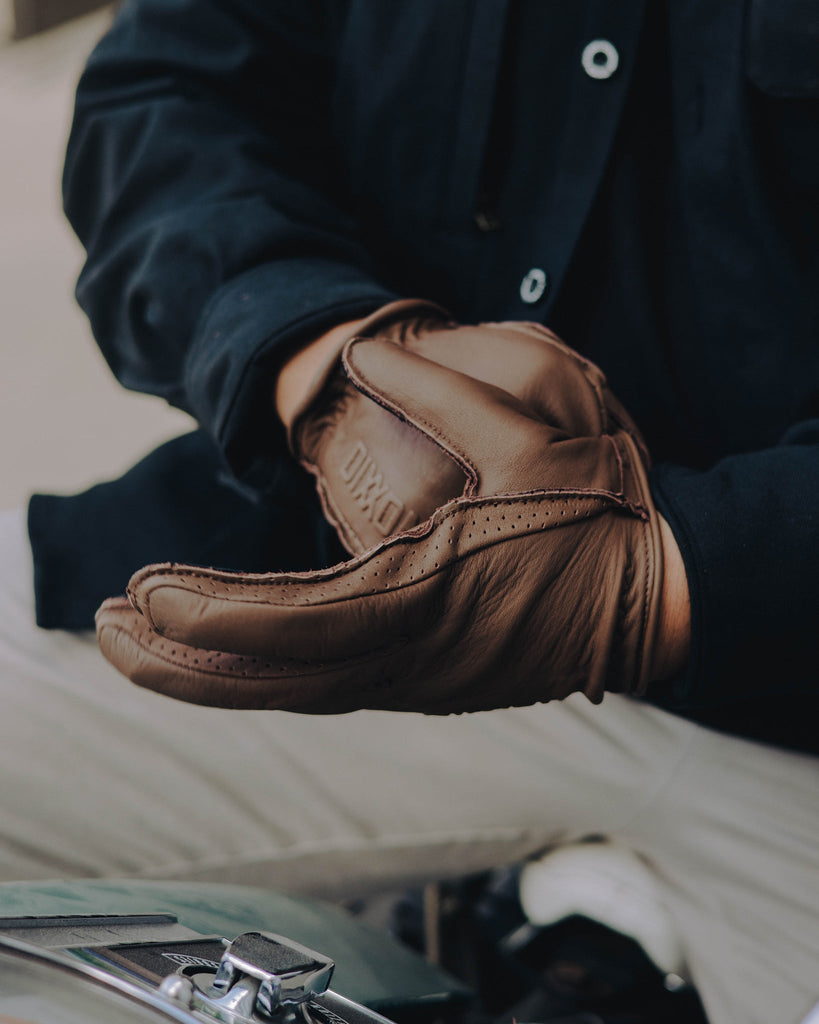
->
[745,0,819,97]
[744,0,819,190]
[332,0,508,233]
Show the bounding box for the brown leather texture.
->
[97,331,664,714]
[292,305,647,554]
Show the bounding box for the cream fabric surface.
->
[1,507,817,1024]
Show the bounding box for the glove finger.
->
[125,489,616,663]
[96,596,271,708]
[124,545,443,662]
[407,320,610,436]
[95,596,405,712]
[343,337,563,495]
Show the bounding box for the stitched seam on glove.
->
[302,458,368,554]
[132,494,640,632]
[341,342,480,491]
[128,485,643,594]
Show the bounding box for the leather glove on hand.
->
[97,336,665,713]
[289,299,646,554]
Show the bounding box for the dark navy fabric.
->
[31,0,819,749]
[29,431,344,630]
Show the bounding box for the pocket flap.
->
[746,0,819,97]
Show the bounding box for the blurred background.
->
[0,1,192,512]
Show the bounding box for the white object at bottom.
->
[0,507,818,1024]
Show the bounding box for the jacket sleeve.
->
[63,0,396,486]
[648,419,819,736]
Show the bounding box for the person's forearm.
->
[66,2,396,483]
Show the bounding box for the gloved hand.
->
[97,334,665,713]
[288,299,646,553]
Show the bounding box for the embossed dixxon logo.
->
[340,441,418,535]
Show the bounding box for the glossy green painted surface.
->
[0,879,470,1011]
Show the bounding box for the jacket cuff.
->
[648,428,819,712]
[183,257,398,488]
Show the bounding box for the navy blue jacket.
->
[30,0,819,750]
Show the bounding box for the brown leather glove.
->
[97,335,664,713]
[289,299,646,553]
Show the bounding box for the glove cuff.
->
[617,432,666,697]
[286,298,450,455]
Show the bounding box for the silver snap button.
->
[581,39,619,80]
[520,268,548,304]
